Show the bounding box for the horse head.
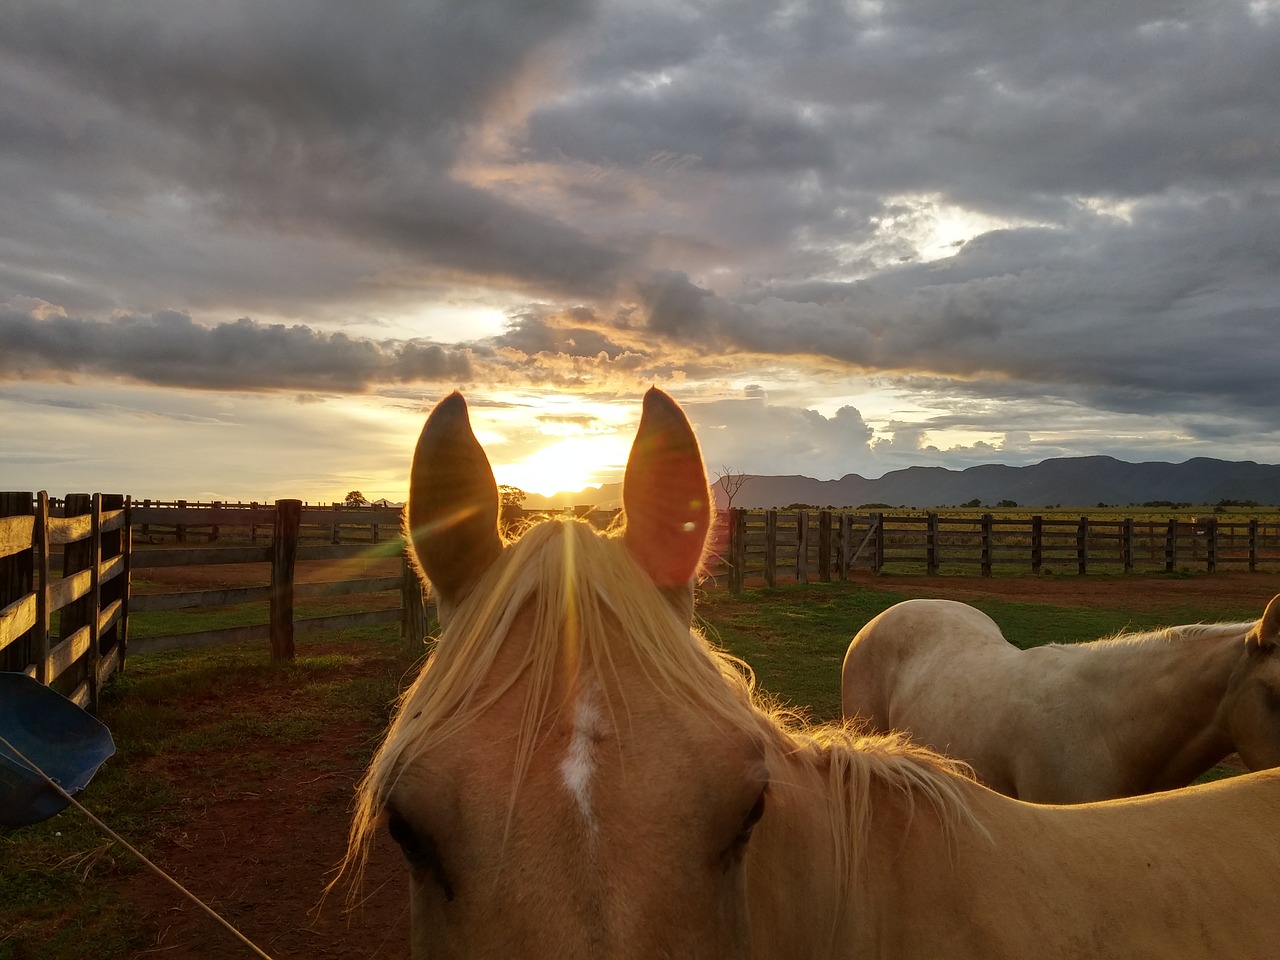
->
[1226,593,1280,773]
[363,388,768,960]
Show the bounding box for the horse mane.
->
[1086,619,1254,650]
[341,516,980,904]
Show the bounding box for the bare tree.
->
[714,466,750,510]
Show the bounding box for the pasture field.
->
[2,570,1277,959]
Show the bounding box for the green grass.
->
[698,581,1199,720]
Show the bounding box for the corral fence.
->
[1,492,129,712]
[6,494,1278,706]
[0,493,431,712]
[721,509,1280,593]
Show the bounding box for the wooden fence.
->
[1,492,129,712]
[722,509,1280,593]
[127,499,429,658]
[1,494,431,711]
[8,494,1278,706]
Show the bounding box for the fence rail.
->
[722,509,1280,592]
[8,494,1279,704]
[1,493,431,711]
[1,492,130,711]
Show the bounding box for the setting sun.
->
[494,433,632,498]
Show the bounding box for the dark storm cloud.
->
[0,0,627,313]
[2,0,1279,461]
[0,308,471,391]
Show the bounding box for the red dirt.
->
[108,648,410,960]
[842,569,1280,614]
[103,568,1278,959]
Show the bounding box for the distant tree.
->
[997,499,1019,508]
[714,467,750,510]
[962,498,982,508]
[344,490,368,506]
[498,485,527,510]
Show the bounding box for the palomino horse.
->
[842,597,1280,803]
[344,388,1280,959]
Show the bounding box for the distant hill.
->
[520,456,1280,510]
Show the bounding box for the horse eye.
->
[731,788,768,852]
[386,808,455,902]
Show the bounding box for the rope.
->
[0,732,277,960]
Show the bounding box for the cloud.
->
[3,0,1280,493]
[0,307,472,391]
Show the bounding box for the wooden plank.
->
[100,551,127,584]
[0,514,35,559]
[295,576,402,599]
[131,506,277,526]
[96,643,120,689]
[69,681,90,709]
[0,593,37,649]
[294,608,402,635]
[48,568,92,614]
[97,598,122,636]
[130,546,271,568]
[100,508,127,533]
[47,626,92,682]
[295,542,405,562]
[48,512,93,545]
[131,585,271,612]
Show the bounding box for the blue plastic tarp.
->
[0,672,115,827]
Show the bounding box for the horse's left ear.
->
[622,388,712,589]
[1247,594,1280,649]
[405,392,503,607]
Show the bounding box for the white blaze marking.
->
[560,691,605,829]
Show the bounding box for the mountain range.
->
[520,456,1280,511]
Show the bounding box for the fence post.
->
[1121,517,1134,574]
[61,494,94,700]
[1076,516,1089,576]
[1165,518,1178,572]
[86,495,104,713]
[763,510,777,588]
[98,494,125,670]
[796,510,809,584]
[838,513,852,580]
[926,512,939,576]
[270,498,301,661]
[1203,516,1217,573]
[980,513,993,577]
[35,493,50,684]
[1249,518,1258,573]
[732,512,747,593]
[1031,515,1043,574]
[818,511,832,582]
[872,512,884,574]
[401,550,430,644]
[0,492,35,675]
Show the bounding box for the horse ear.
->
[1248,594,1280,649]
[622,388,711,588]
[406,392,503,605]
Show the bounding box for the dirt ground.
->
[105,568,1278,959]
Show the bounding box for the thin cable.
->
[0,732,276,960]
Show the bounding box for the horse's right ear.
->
[1247,594,1280,649]
[405,392,503,606]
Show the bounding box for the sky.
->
[3,0,1279,503]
